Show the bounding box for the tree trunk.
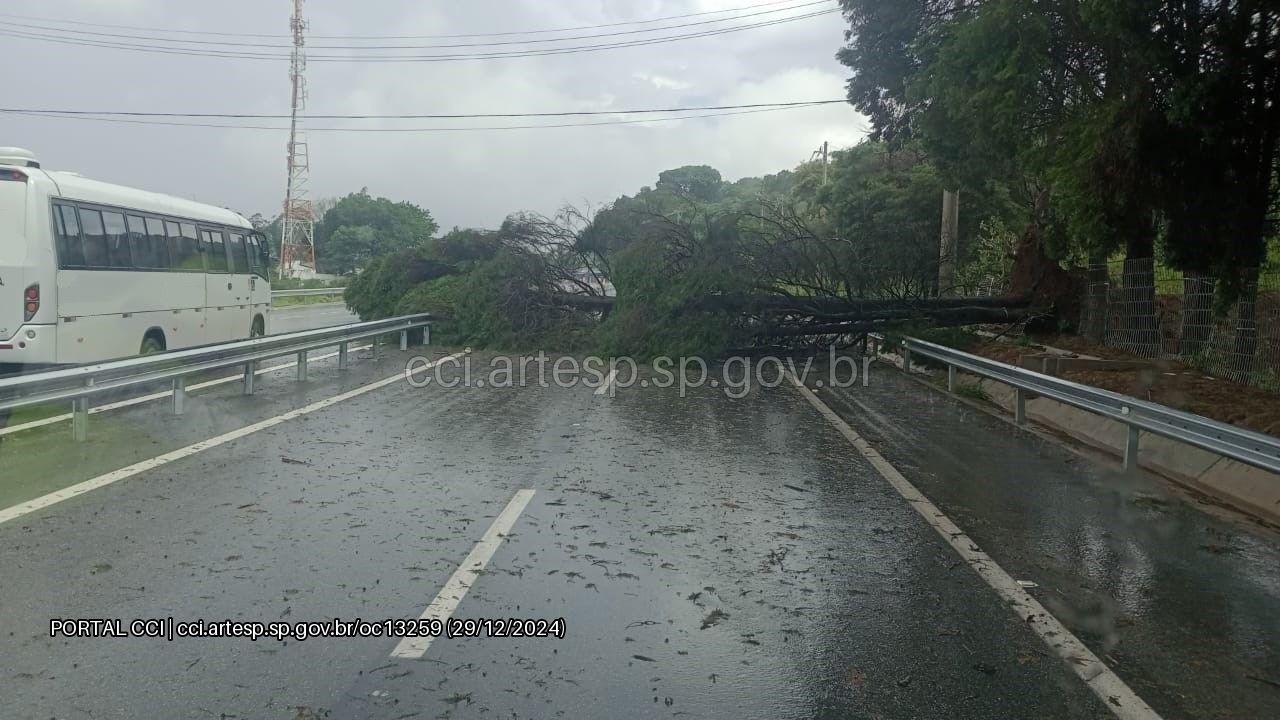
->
[1228,267,1260,382]
[1121,223,1159,356]
[677,293,1029,315]
[1083,261,1110,344]
[1008,189,1078,331]
[1179,272,1215,358]
[762,306,1032,337]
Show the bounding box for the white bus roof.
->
[38,168,252,229]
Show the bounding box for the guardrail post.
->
[242,361,256,395]
[297,350,308,382]
[400,329,408,351]
[1015,388,1026,425]
[338,342,349,370]
[1124,425,1140,470]
[71,379,91,440]
[902,346,912,374]
[947,364,956,393]
[172,377,186,415]
[424,323,431,346]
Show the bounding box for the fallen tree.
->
[354,200,1047,358]
[757,306,1033,337]
[558,291,1037,343]
[561,293,1029,314]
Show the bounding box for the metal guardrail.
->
[0,314,432,441]
[896,336,1280,474]
[271,287,346,298]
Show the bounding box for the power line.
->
[0,1,831,50]
[0,100,847,120]
[1,10,835,60]
[0,0,818,40]
[0,10,838,62]
[3,102,846,133]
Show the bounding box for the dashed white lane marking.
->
[788,375,1162,720]
[390,489,536,659]
[594,368,619,396]
[0,352,464,528]
[0,345,372,438]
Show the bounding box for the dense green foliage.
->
[595,211,750,359]
[337,152,1028,357]
[315,190,438,275]
[345,226,499,320]
[836,0,1280,292]
[344,249,446,320]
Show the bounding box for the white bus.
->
[0,147,272,372]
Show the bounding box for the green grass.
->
[2,402,68,427]
[953,383,991,402]
[1248,368,1280,394]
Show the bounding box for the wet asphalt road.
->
[269,303,359,335]
[0,350,1276,719]
[810,367,1280,720]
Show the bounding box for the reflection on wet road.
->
[813,365,1280,720]
[0,350,1275,719]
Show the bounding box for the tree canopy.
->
[314,189,438,275]
[836,0,1280,290]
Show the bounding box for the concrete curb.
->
[876,349,1280,524]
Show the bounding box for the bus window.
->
[54,203,85,268]
[125,215,148,267]
[165,221,184,269]
[202,229,229,272]
[144,217,171,269]
[78,208,109,268]
[229,232,249,274]
[176,223,201,271]
[101,211,131,268]
[248,233,269,277]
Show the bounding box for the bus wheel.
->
[140,333,166,355]
[251,316,265,338]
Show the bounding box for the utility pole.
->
[279,0,316,278]
[810,141,830,186]
[938,189,959,296]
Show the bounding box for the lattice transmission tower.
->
[279,0,316,277]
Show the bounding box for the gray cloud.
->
[5,0,865,229]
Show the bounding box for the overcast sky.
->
[4,0,866,230]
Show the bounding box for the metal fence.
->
[1079,258,1280,390]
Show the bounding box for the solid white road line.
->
[788,375,1163,720]
[390,488,536,659]
[0,345,372,438]
[0,352,464,528]
[594,368,619,396]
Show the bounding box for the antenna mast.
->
[279,0,315,277]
